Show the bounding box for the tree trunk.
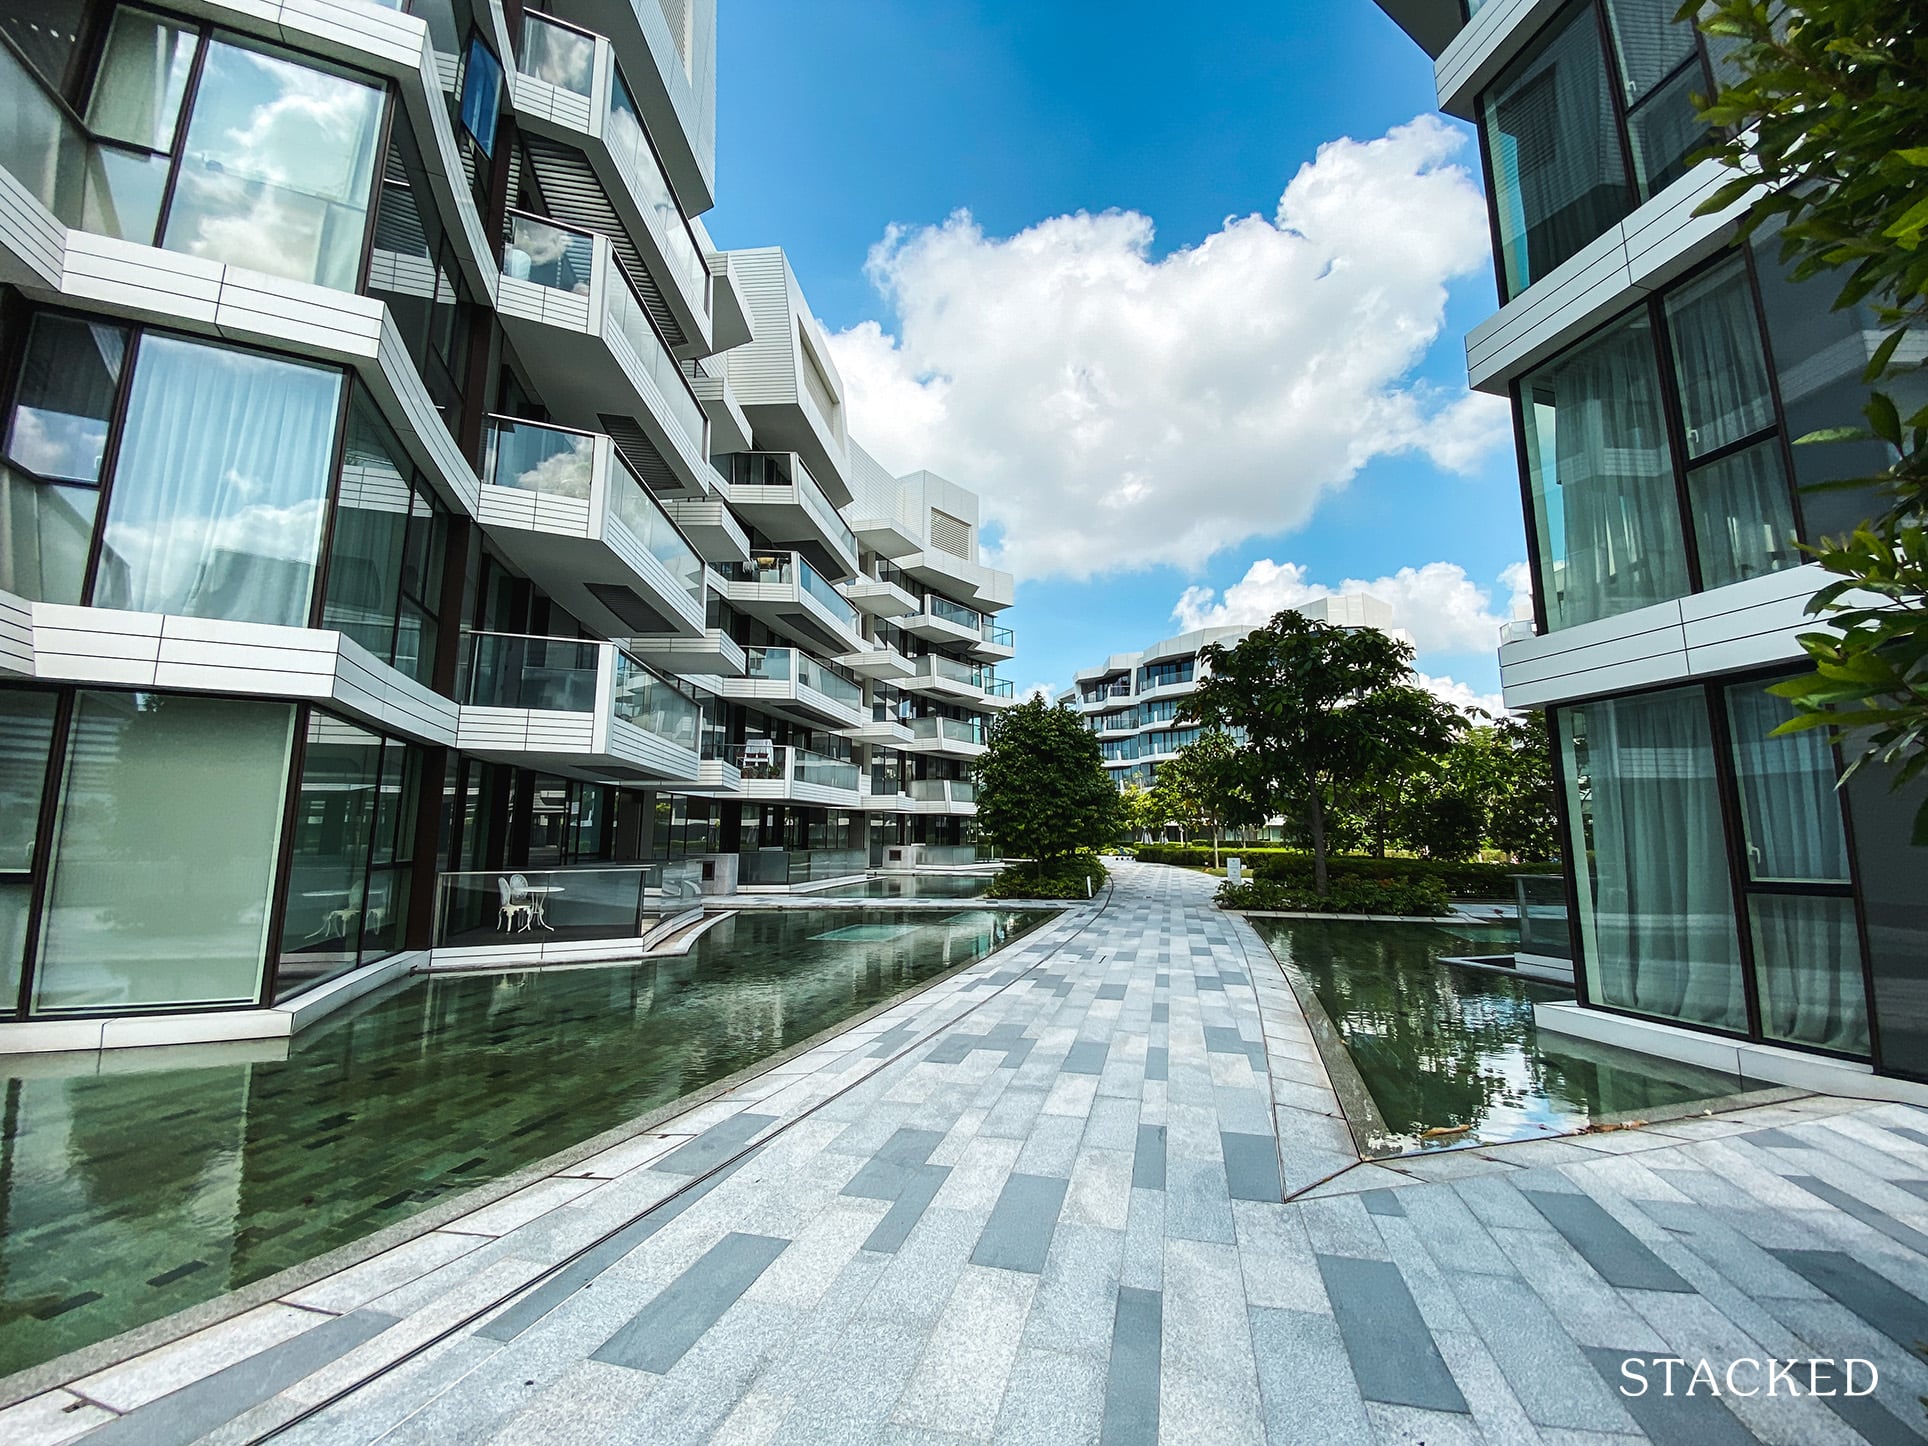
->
[1308,794,1330,898]
[1211,821,1220,869]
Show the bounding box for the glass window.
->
[1562,689,1744,1031]
[1665,261,1776,459]
[1624,62,1711,198]
[162,36,387,290]
[35,692,294,1011]
[1522,310,1686,628]
[2,314,127,605]
[0,688,57,1014]
[1750,895,1867,1056]
[275,714,381,1000]
[1601,0,1709,196]
[1686,440,1797,588]
[1724,682,1849,885]
[85,7,197,151]
[323,394,412,658]
[1484,4,1633,298]
[96,334,344,626]
[459,36,503,157]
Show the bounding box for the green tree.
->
[1484,712,1561,861]
[1687,0,1928,840]
[1117,781,1170,843]
[1156,730,1250,867]
[1183,614,1463,897]
[974,699,1119,875]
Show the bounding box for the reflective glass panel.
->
[1665,260,1775,459]
[1686,440,1798,588]
[1561,690,1744,1031]
[97,334,343,626]
[1484,4,1633,297]
[1724,681,1849,885]
[85,8,197,150]
[1602,0,1698,103]
[323,393,411,659]
[459,37,502,156]
[4,313,126,484]
[1522,310,1687,628]
[0,688,56,871]
[163,37,386,290]
[1626,61,1711,197]
[1750,894,1867,1056]
[35,692,293,1011]
[276,714,381,1000]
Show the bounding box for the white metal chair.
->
[509,872,543,929]
[498,876,532,932]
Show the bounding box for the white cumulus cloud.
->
[1416,672,1510,719]
[1173,558,1531,657]
[827,116,1509,579]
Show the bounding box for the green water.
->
[814,874,994,899]
[1250,917,1748,1156]
[0,907,1047,1376]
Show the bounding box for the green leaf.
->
[1882,193,1928,243]
[1865,328,1906,383]
[1794,425,1871,445]
[1868,392,1903,447]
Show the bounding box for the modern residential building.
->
[1378,0,1925,1090]
[1061,595,1397,790]
[0,0,1011,1051]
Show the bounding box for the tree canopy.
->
[973,698,1118,867]
[1182,614,1463,894]
[1688,0,1928,840]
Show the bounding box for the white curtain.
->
[1566,689,1745,1030]
[1687,441,1798,588]
[1750,895,1868,1054]
[1725,683,1849,883]
[1532,314,1687,627]
[1666,261,1775,459]
[95,335,343,627]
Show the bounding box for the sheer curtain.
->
[95,335,343,627]
[1566,689,1744,1030]
[1725,683,1849,883]
[1666,260,1775,459]
[1527,313,1687,628]
[1750,895,1867,1054]
[1688,441,1798,588]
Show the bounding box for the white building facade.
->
[0,0,1011,1050]
[1378,0,1925,1092]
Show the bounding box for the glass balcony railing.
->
[433,860,702,946]
[501,210,707,457]
[467,630,698,749]
[928,595,982,629]
[908,716,984,746]
[728,743,859,792]
[980,622,1015,648]
[519,11,595,96]
[721,553,860,629]
[725,453,858,564]
[484,416,703,609]
[909,779,977,804]
[743,644,792,683]
[0,37,169,242]
[742,646,863,709]
[606,70,708,316]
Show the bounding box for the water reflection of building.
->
[0,0,1014,1050]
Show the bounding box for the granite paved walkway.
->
[10,862,1928,1445]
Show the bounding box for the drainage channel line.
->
[242,876,1120,1445]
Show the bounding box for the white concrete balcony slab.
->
[730,743,861,808]
[842,716,914,747]
[859,774,910,811]
[897,550,1015,611]
[661,500,751,567]
[458,630,700,781]
[480,416,705,639]
[906,778,979,815]
[497,212,711,496]
[675,756,742,795]
[714,551,868,656]
[901,655,1016,709]
[687,359,752,453]
[720,249,852,503]
[715,453,861,580]
[842,574,920,618]
[898,603,984,648]
[837,643,916,681]
[510,11,712,351]
[901,715,987,761]
[624,628,746,677]
[714,646,866,731]
[970,621,1016,664]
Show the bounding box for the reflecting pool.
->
[814,873,994,899]
[1250,918,1750,1156]
[0,906,1046,1375]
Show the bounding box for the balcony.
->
[431,860,703,952]
[624,628,748,678]
[842,572,920,619]
[907,778,979,815]
[661,497,751,566]
[715,646,866,730]
[715,453,860,580]
[971,620,1016,663]
[836,642,916,681]
[844,711,915,746]
[457,630,701,780]
[715,551,867,655]
[898,595,985,647]
[480,416,705,639]
[902,654,1017,707]
[730,743,861,806]
[903,715,987,760]
[497,212,710,496]
[510,12,710,351]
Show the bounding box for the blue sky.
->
[703,1,1525,707]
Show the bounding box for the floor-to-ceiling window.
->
[0,690,58,1012]
[33,692,296,1012]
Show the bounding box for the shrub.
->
[1215,874,1452,916]
[1131,844,1552,898]
[986,854,1109,900]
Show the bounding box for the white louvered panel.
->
[523,136,684,347]
[928,510,972,560]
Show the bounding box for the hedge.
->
[1216,875,1453,917]
[1129,844,1555,899]
[985,854,1109,900]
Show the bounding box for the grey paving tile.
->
[1248,1306,1372,1446]
[864,1166,952,1254]
[1064,1041,1110,1075]
[1770,1248,1928,1355]
[1099,1286,1161,1446]
[1444,1269,1636,1432]
[1221,1132,1282,1204]
[1804,1358,1925,1446]
[86,1313,401,1445]
[1361,1188,1407,1217]
[1143,1047,1168,1083]
[1163,1155,1236,1245]
[1745,1127,1813,1150]
[1130,1124,1166,1192]
[1316,1254,1468,1414]
[592,1233,788,1373]
[653,1113,779,1174]
[1785,1174,1928,1258]
[1580,1347,1758,1445]
[972,1173,1070,1274]
[1522,1188,1693,1292]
